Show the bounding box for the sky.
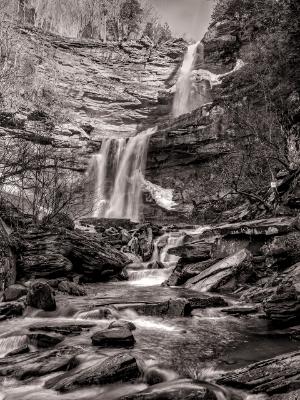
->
[152,0,215,41]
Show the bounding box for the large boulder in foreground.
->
[217,350,300,395]
[46,353,141,392]
[16,228,130,281]
[27,281,56,311]
[185,249,252,292]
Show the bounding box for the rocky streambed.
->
[0,216,300,399]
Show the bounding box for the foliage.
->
[0,137,85,223]
[206,0,300,214]
[0,0,173,42]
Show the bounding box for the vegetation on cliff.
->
[205,0,300,218]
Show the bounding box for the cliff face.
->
[0,26,186,185]
[20,27,185,138]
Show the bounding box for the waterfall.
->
[172,42,200,118]
[92,128,156,222]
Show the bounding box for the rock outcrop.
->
[16,227,130,282]
[217,350,300,395]
[46,353,141,392]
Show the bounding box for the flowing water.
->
[0,231,298,400]
[172,42,200,117]
[91,128,156,222]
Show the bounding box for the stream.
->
[0,229,298,400]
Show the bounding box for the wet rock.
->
[164,259,220,286]
[29,322,95,336]
[46,353,141,392]
[77,306,120,320]
[108,320,136,331]
[3,284,28,302]
[200,217,298,238]
[0,301,24,320]
[66,229,130,281]
[263,263,300,326]
[217,350,300,395]
[6,344,30,357]
[185,249,252,293]
[57,280,87,296]
[188,296,228,309]
[262,231,300,268]
[28,332,65,348]
[221,305,258,316]
[147,261,165,270]
[27,281,56,311]
[125,298,191,318]
[119,382,217,400]
[168,241,212,262]
[91,327,135,347]
[0,347,79,380]
[20,251,73,280]
[133,225,154,262]
[270,389,300,399]
[17,228,129,282]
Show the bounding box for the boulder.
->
[0,347,79,380]
[27,332,65,348]
[188,296,228,309]
[27,281,56,311]
[185,249,252,293]
[57,280,87,296]
[122,298,191,318]
[263,263,300,326]
[3,284,28,302]
[200,217,298,238]
[221,305,258,316]
[91,327,135,347]
[6,345,30,357]
[168,241,212,262]
[108,320,136,331]
[217,350,300,395]
[46,353,141,392]
[164,259,220,287]
[262,231,300,268]
[0,301,24,320]
[29,322,95,336]
[119,381,217,400]
[147,261,164,270]
[132,225,154,262]
[77,306,120,320]
[17,228,129,282]
[270,389,300,400]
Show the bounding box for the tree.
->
[120,0,143,37]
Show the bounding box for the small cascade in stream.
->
[0,335,28,358]
[172,41,200,117]
[127,231,184,286]
[91,128,156,222]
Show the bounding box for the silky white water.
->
[172,42,200,117]
[91,128,156,222]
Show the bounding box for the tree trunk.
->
[0,218,16,291]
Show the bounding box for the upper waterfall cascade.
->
[172,41,200,118]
